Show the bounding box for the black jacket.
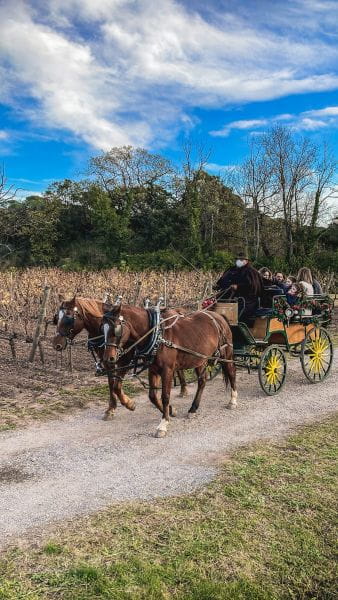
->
[216,265,263,303]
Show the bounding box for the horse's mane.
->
[76,297,104,319]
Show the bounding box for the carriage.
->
[54,291,334,437]
[212,294,334,395]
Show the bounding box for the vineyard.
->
[0,267,215,337]
[0,267,336,431]
[0,268,216,427]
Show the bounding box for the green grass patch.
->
[0,417,337,599]
[0,423,16,432]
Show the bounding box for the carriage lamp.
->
[284,307,294,319]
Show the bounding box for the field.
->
[0,417,337,599]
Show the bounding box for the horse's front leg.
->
[113,368,136,411]
[155,366,173,438]
[187,363,207,418]
[103,374,118,420]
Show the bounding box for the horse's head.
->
[102,303,130,365]
[52,296,85,351]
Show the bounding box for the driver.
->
[214,251,263,325]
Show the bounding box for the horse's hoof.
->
[103,412,114,421]
[127,400,136,411]
[187,412,197,419]
[169,406,177,417]
[226,403,235,410]
[155,429,166,438]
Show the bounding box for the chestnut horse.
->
[103,303,237,437]
[52,297,189,419]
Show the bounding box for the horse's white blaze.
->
[103,322,110,344]
[157,418,169,432]
[58,309,65,325]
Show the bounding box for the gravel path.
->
[0,356,337,548]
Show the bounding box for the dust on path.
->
[0,357,337,549]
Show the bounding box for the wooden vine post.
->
[29,285,50,363]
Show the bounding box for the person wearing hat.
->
[214,252,263,325]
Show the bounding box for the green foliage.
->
[119,249,188,270]
[0,144,336,272]
[203,250,234,270]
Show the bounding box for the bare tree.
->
[235,139,279,260]
[89,146,174,191]
[260,126,316,260]
[0,166,18,208]
[310,143,338,232]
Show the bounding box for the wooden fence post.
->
[164,277,167,307]
[29,286,50,363]
[133,280,142,306]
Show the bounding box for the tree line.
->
[0,126,337,273]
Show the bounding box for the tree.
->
[260,126,316,261]
[306,143,338,250]
[235,139,278,259]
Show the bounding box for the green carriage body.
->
[216,295,334,395]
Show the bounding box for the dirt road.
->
[0,356,337,549]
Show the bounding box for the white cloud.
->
[0,1,338,149]
[304,106,338,117]
[211,105,338,137]
[206,163,236,172]
[0,131,9,140]
[211,119,269,137]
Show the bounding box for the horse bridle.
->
[103,311,130,361]
[55,306,83,341]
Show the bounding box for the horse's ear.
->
[68,296,76,308]
[58,293,65,303]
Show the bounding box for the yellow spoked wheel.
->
[258,345,287,396]
[301,327,333,383]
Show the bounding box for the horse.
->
[102,303,237,437]
[52,296,189,419]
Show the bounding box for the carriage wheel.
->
[258,345,287,396]
[300,327,333,383]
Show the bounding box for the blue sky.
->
[1,0,338,197]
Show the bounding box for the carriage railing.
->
[214,294,333,327]
[272,294,333,325]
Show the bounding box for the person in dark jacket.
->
[215,252,263,325]
[258,267,284,308]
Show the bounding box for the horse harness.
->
[103,308,233,378]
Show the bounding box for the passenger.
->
[284,275,296,289]
[285,282,303,307]
[297,268,322,294]
[297,267,314,296]
[259,267,273,283]
[274,271,285,286]
[259,267,284,308]
[215,251,263,326]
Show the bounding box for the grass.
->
[0,380,142,430]
[0,417,337,599]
